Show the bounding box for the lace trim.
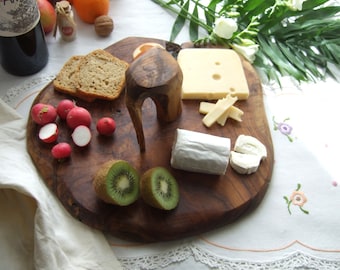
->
[117,244,340,270]
[1,74,55,106]
[191,246,340,270]
[117,244,192,270]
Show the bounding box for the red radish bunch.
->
[96,117,116,136]
[31,98,118,160]
[31,103,57,125]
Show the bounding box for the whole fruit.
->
[94,15,114,37]
[73,0,109,24]
[66,106,92,129]
[31,103,58,125]
[37,0,57,34]
[96,117,116,136]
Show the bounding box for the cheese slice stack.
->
[201,95,237,127]
[199,102,244,126]
[171,129,230,175]
[177,48,249,100]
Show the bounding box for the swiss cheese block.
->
[177,48,249,100]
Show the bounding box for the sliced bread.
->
[75,49,129,101]
[53,55,84,97]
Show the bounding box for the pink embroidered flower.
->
[283,183,309,215]
[290,190,307,207]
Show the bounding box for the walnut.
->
[94,15,114,37]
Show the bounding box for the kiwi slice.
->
[93,160,139,206]
[140,167,179,210]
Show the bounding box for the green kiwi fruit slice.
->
[93,160,139,206]
[140,167,179,210]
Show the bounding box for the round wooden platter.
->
[27,37,274,242]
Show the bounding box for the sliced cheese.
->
[177,48,249,100]
[229,134,267,175]
[199,101,244,125]
[230,151,261,174]
[171,129,230,175]
[234,134,267,160]
[202,95,237,127]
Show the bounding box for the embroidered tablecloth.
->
[1,0,340,269]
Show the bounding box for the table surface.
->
[1,0,340,269]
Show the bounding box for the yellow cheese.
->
[202,95,237,127]
[177,48,249,100]
[199,101,244,125]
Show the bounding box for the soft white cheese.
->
[171,129,230,175]
[229,134,267,175]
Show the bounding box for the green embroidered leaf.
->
[300,207,309,215]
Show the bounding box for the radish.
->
[38,123,59,143]
[66,106,92,129]
[96,117,116,136]
[31,103,57,125]
[51,142,72,159]
[71,125,92,147]
[56,99,76,119]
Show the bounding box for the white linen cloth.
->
[1,0,340,269]
[0,99,122,270]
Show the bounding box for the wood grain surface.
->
[26,37,274,242]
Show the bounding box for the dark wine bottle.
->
[0,0,49,76]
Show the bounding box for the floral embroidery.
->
[273,116,294,142]
[284,183,309,215]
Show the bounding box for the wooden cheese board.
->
[26,37,274,242]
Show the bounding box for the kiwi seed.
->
[140,167,179,210]
[93,160,139,206]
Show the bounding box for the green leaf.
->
[189,3,199,40]
[169,0,190,41]
[205,0,220,28]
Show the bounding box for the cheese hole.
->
[212,73,221,80]
[215,61,221,65]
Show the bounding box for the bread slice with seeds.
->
[75,49,129,101]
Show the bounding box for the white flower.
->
[286,0,306,11]
[231,43,259,63]
[213,18,238,39]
